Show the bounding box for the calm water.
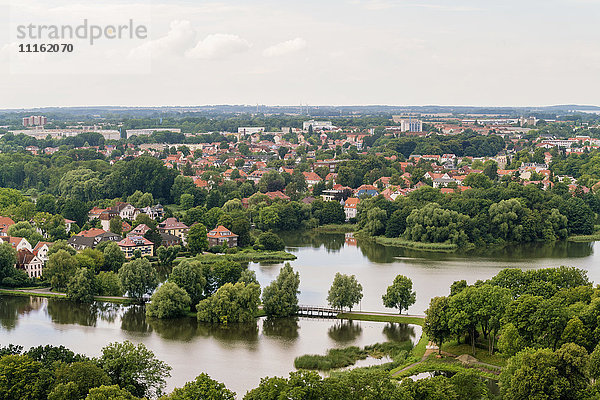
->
[251,233,600,314]
[1,234,598,395]
[0,295,419,396]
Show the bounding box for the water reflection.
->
[148,316,199,341]
[281,232,595,264]
[197,322,259,343]
[263,317,299,339]
[328,320,362,343]
[0,296,43,331]
[46,299,99,326]
[121,305,151,333]
[383,323,416,342]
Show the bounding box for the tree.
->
[66,268,96,303]
[162,373,236,400]
[500,344,590,400]
[85,385,139,400]
[327,273,363,311]
[99,341,171,399]
[196,282,261,324]
[157,245,181,267]
[424,296,451,353]
[180,193,194,210]
[262,263,300,317]
[96,271,123,296]
[146,282,191,319]
[45,250,79,291]
[109,217,123,236]
[118,258,158,302]
[169,260,206,306]
[404,203,470,245]
[0,354,43,400]
[103,242,126,272]
[187,223,208,254]
[255,231,285,251]
[52,361,111,400]
[382,274,416,314]
[0,242,17,283]
[7,221,43,247]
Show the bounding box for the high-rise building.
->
[22,116,47,127]
[399,118,422,133]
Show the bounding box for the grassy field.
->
[440,341,508,367]
[190,250,297,263]
[338,312,425,326]
[313,224,358,233]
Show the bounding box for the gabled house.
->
[207,225,238,248]
[0,236,32,252]
[16,249,43,279]
[158,218,189,245]
[344,198,360,221]
[128,224,151,237]
[32,241,52,263]
[160,232,182,247]
[303,172,323,187]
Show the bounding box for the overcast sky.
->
[0,0,599,109]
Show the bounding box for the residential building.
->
[128,224,151,237]
[0,236,32,252]
[117,236,154,258]
[16,249,44,278]
[0,216,15,235]
[158,218,189,245]
[207,225,238,248]
[141,204,165,220]
[303,120,334,131]
[68,229,122,250]
[344,198,360,221]
[32,242,52,263]
[159,232,182,247]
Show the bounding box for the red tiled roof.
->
[208,225,238,238]
[77,228,107,237]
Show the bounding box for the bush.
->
[146,282,191,319]
[255,231,285,251]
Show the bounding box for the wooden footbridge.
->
[296,305,340,318]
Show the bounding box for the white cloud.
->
[129,20,196,59]
[185,33,250,60]
[263,38,307,57]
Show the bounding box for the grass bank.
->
[0,289,135,305]
[568,233,600,242]
[338,312,425,326]
[354,232,458,252]
[392,358,498,380]
[190,250,297,264]
[295,341,413,371]
[313,224,357,233]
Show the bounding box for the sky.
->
[0,0,599,109]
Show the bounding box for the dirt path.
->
[391,342,456,377]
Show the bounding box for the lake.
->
[0,233,598,395]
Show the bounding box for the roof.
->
[118,236,154,247]
[32,241,52,255]
[17,249,39,265]
[303,172,323,182]
[344,198,360,209]
[77,228,107,238]
[159,218,189,230]
[265,191,290,200]
[0,216,15,230]
[208,225,238,238]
